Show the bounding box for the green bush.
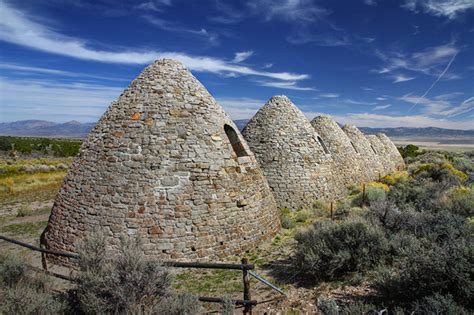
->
[72,234,192,314]
[0,254,27,287]
[374,239,473,307]
[351,186,387,207]
[0,253,65,313]
[411,293,471,315]
[398,144,421,158]
[294,219,389,281]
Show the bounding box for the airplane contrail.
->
[407,52,458,113]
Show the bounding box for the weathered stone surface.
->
[342,125,385,181]
[42,59,280,264]
[366,135,392,176]
[242,96,337,210]
[376,133,405,171]
[311,115,364,190]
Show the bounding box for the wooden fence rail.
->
[1,234,284,314]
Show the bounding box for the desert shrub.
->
[295,209,313,222]
[294,219,388,281]
[398,144,421,158]
[221,295,236,315]
[374,239,473,307]
[0,254,27,287]
[154,293,200,314]
[411,293,471,315]
[381,171,409,186]
[340,301,378,315]
[16,207,33,217]
[72,233,186,314]
[0,253,65,313]
[365,200,419,234]
[279,208,295,229]
[443,186,474,217]
[352,184,387,207]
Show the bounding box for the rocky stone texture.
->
[242,96,336,210]
[366,135,392,176]
[342,125,385,181]
[311,115,364,189]
[376,133,405,171]
[42,59,280,263]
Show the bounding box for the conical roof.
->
[311,115,364,188]
[376,133,405,171]
[342,125,385,181]
[366,134,392,175]
[242,95,336,209]
[42,59,279,263]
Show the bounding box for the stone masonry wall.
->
[311,115,364,189]
[242,96,336,210]
[366,135,392,176]
[42,59,280,263]
[377,133,405,171]
[342,125,385,181]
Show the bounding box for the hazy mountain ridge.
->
[1,120,473,138]
[0,120,95,138]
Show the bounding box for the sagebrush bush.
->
[374,239,473,307]
[0,253,27,287]
[351,185,387,207]
[72,233,196,314]
[294,218,388,281]
[411,293,471,315]
[0,253,65,314]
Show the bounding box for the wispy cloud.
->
[142,15,219,45]
[0,63,126,81]
[0,76,122,122]
[330,112,474,129]
[215,97,265,119]
[402,0,474,19]
[248,0,329,23]
[287,32,352,46]
[344,99,376,106]
[373,104,392,110]
[319,93,340,98]
[258,80,316,91]
[0,1,309,82]
[400,93,473,117]
[135,0,172,12]
[233,51,254,63]
[393,74,416,83]
[374,43,459,78]
[407,51,458,112]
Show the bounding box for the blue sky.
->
[0,0,473,129]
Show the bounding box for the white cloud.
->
[329,112,474,129]
[376,97,387,101]
[399,94,474,117]
[216,97,265,119]
[249,0,328,23]
[142,15,219,45]
[258,80,316,91]
[344,99,377,106]
[393,74,416,83]
[374,43,459,78]
[402,0,474,19]
[287,32,352,46]
[373,104,392,110]
[233,51,254,63]
[0,62,126,81]
[319,93,340,98]
[0,1,308,82]
[0,76,122,122]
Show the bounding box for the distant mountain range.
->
[0,120,95,138]
[1,119,473,139]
